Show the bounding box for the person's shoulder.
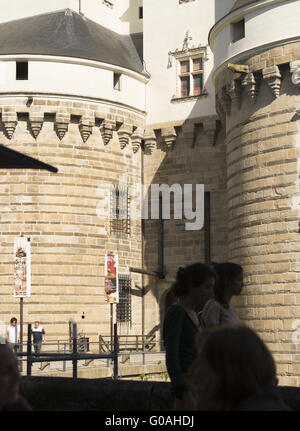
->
[165,304,186,320]
[203,299,222,312]
[166,303,184,314]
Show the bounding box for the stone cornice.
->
[0,92,146,117]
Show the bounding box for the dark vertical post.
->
[26,323,32,376]
[72,322,77,379]
[63,343,66,372]
[110,303,113,354]
[204,191,211,265]
[113,323,119,380]
[158,195,164,278]
[19,297,23,372]
[141,146,145,362]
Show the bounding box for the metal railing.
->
[17,323,119,379]
[99,334,156,353]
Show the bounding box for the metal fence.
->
[17,323,119,379]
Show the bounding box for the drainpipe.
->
[204,191,211,265]
[141,143,145,353]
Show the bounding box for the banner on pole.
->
[13,237,31,298]
[104,252,119,303]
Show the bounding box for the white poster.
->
[13,237,31,298]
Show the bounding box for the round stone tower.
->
[210,0,300,385]
[0,8,148,342]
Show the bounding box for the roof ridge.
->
[0,8,81,26]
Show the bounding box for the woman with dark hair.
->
[163,263,215,410]
[188,325,290,411]
[202,262,243,327]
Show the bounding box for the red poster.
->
[104,252,119,303]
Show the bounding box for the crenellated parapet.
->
[216,51,300,120]
[144,116,220,154]
[0,97,222,155]
[0,98,148,154]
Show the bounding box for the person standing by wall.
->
[202,262,243,327]
[31,321,45,362]
[163,263,215,410]
[5,318,20,353]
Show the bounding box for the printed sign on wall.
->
[13,237,31,298]
[104,252,119,304]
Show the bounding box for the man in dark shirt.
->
[31,321,45,362]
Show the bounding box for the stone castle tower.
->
[0,0,228,348]
[0,1,148,342]
[1,0,300,386]
[211,0,300,386]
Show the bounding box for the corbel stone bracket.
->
[2,108,17,140]
[242,72,258,103]
[100,119,116,145]
[203,119,218,146]
[262,65,282,98]
[161,126,177,151]
[55,112,70,141]
[226,79,242,109]
[182,122,196,148]
[219,88,232,116]
[79,115,95,143]
[290,61,300,86]
[29,111,44,139]
[143,129,157,154]
[131,127,144,153]
[117,123,133,150]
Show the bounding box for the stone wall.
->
[0,96,146,342]
[142,115,228,333]
[215,41,300,386]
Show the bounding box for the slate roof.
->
[230,0,260,13]
[0,9,144,74]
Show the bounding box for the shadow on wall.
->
[141,59,228,341]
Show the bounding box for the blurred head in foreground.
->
[190,325,278,410]
[0,344,21,409]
